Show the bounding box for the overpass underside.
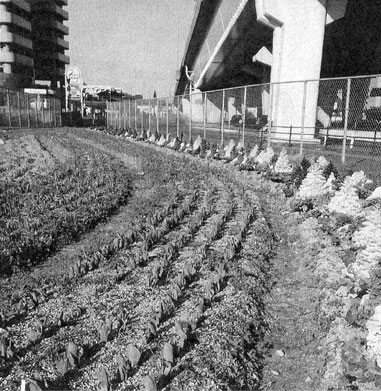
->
[176,0,381,142]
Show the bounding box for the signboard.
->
[65,66,84,112]
[65,66,82,100]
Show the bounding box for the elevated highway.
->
[175,0,352,141]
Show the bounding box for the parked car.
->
[229,114,267,129]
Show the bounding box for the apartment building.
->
[0,0,34,88]
[0,0,69,91]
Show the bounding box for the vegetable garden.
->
[1,126,381,390]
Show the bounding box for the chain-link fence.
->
[0,87,62,128]
[107,74,381,184]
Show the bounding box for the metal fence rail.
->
[0,87,62,128]
[107,74,381,184]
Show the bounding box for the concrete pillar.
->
[256,0,330,141]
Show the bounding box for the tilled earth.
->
[0,127,375,390]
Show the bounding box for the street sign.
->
[65,66,83,112]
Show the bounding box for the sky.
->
[66,0,195,98]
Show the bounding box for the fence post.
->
[128,99,131,129]
[189,93,192,142]
[141,101,144,134]
[48,97,52,127]
[176,96,180,138]
[106,101,109,128]
[342,77,351,164]
[134,100,137,130]
[17,91,22,128]
[166,97,169,137]
[53,97,57,127]
[267,83,273,148]
[242,86,247,148]
[299,81,307,156]
[26,94,31,128]
[220,89,225,146]
[59,98,62,127]
[289,125,293,146]
[41,95,45,128]
[123,100,127,131]
[148,99,151,133]
[7,89,11,127]
[203,92,207,139]
[156,98,159,135]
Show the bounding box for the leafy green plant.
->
[116,353,130,382]
[66,341,80,367]
[159,341,174,376]
[98,318,112,343]
[98,366,111,391]
[127,344,141,368]
[143,374,157,391]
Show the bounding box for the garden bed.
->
[1,127,380,390]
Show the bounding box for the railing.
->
[107,74,381,184]
[0,87,62,128]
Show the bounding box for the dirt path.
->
[259,207,327,390]
[115,136,339,389]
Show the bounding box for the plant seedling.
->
[66,341,79,367]
[116,353,130,382]
[98,366,110,391]
[98,318,112,343]
[143,374,157,391]
[160,341,174,376]
[175,320,187,349]
[126,344,141,368]
[56,355,69,376]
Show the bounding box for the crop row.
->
[0,137,133,276]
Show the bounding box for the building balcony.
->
[57,37,69,50]
[0,49,34,67]
[31,2,68,20]
[54,0,68,6]
[0,5,32,30]
[32,33,69,50]
[0,0,30,13]
[35,51,70,64]
[0,30,33,50]
[35,19,69,35]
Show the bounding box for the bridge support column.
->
[256,0,330,141]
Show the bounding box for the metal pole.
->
[148,100,151,133]
[176,95,180,138]
[17,91,22,127]
[268,83,274,148]
[189,93,192,142]
[128,99,131,129]
[41,94,45,128]
[242,86,247,148]
[123,101,126,130]
[166,97,169,137]
[53,97,57,127]
[203,92,207,139]
[106,101,109,128]
[58,98,62,127]
[7,89,12,127]
[156,98,159,135]
[299,81,307,156]
[119,100,122,129]
[26,93,31,128]
[342,77,351,164]
[134,100,136,130]
[141,100,144,134]
[221,89,225,146]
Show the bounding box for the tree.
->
[153,90,157,99]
